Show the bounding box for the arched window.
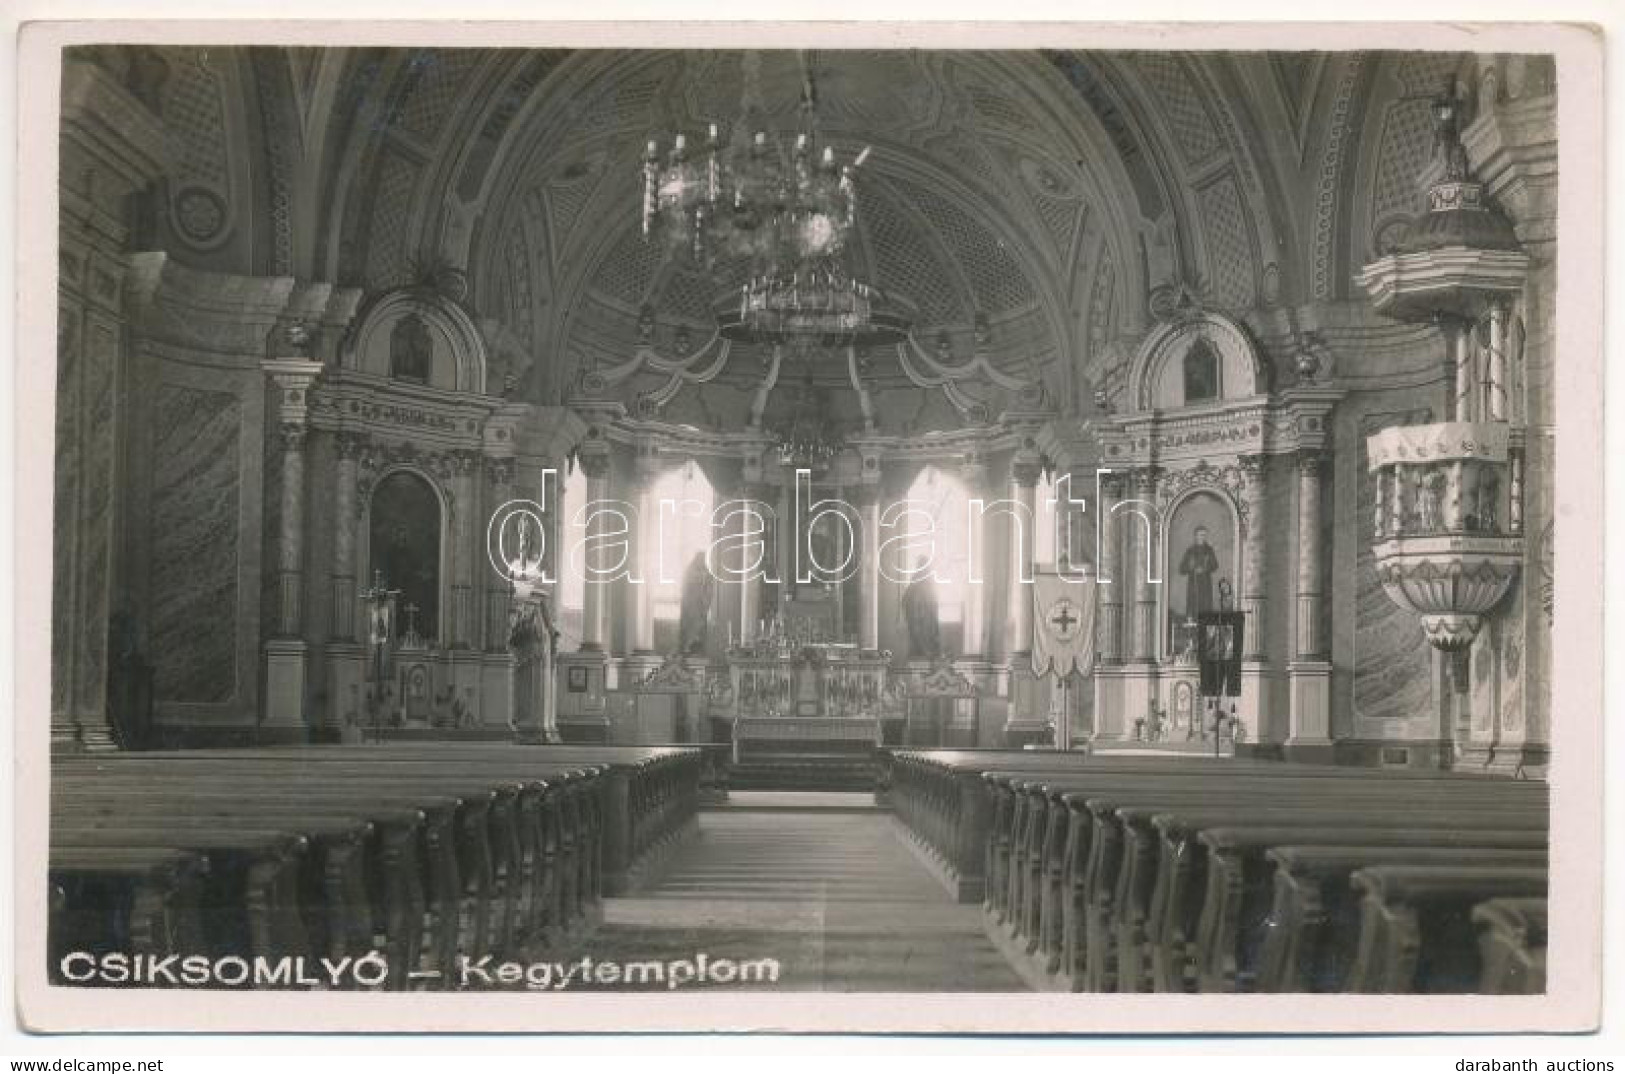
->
[1182,336,1220,404]
[368,471,441,644]
[389,312,433,382]
[557,461,588,649]
[900,466,967,624]
[647,462,716,631]
[1035,469,1059,569]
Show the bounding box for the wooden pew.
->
[1344,864,1549,993]
[1193,836,1547,994]
[48,744,704,989]
[1256,846,1548,994]
[887,750,1548,996]
[973,763,1541,988]
[48,847,207,982]
[1471,897,1548,995]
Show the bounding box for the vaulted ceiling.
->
[111,45,1499,425]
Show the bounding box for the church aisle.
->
[568,799,1028,991]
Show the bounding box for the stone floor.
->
[551,797,1026,991]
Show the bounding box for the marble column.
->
[624,448,661,656]
[1096,472,1124,663]
[1294,451,1325,659]
[1239,455,1266,660]
[55,57,169,751]
[330,432,364,641]
[577,449,611,652]
[450,449,478,649]
[852,482,882,652]
[484,458,515,653]
[1454,321,1475,423]
[736,480,772,645]
[1092,472,1127,740]
[1287,448,1332,754]
[959,456,990,659]
[1004,457,1042,659]
[1128,467,1161,662]
[275,423,308,638]
[1488,302,1509,422]
[1003,456,1046,744]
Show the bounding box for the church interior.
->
[48,45,1555,996]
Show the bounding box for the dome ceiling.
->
[471,49,1145,426]
[281,46,1426,426]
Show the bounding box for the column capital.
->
[1010,456,1043,488]
[278,421,308,452]
[485,457,516,488]
[1296,449,1327,477]
[631,439,665,483]
[576,446,611,481]
[848,482,882,509]
[1238,453,1267,480]
[1129,464,1163,493]
[334,430,369,460]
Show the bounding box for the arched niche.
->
[1160,485,1243,661]
[367,469,446,645]
[1126,311,1268,412]
[346,287,489,394]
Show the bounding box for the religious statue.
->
[510,513,538,581]
[1182,337,1220,404]
[677,552,715,656]
[1217,577,1234,612]
[1430,79,1472,183]
[1178,525,1220,618]
[900,556,942,661]
[389,311,433,381]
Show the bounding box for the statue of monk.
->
[677,552,715,656]
[901,556,942,661]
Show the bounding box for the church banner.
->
[1032,573,1097,680]
[1197,611,1245,698]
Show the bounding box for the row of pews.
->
[885,749,1549,994]
[49,744,704,989]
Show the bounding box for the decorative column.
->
[1092,470,1127,739]
[1128,467,1161,662]
[736,480,771,645]
[624,444,661,660]
[261,357,325,734]
[958,456,990,659]
[1294,451,1325,659]
[449,449,478,649]
[1003,454,1045,744]
[54,57,170,751]
[483,457,515,652]
[1453,321,1474,422]
[1238,455,1266,660]
[852,482,883,652]
[275,426,307,636]
[1004,456,1042,659]
[1096,472,1124,662]
[1487,302,1510,422]
[577,446,612,652]
[1287,448,1332,755]
[1118,467,1159,741]
[330,433,364,641]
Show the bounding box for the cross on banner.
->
[1032,572,1096,680]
